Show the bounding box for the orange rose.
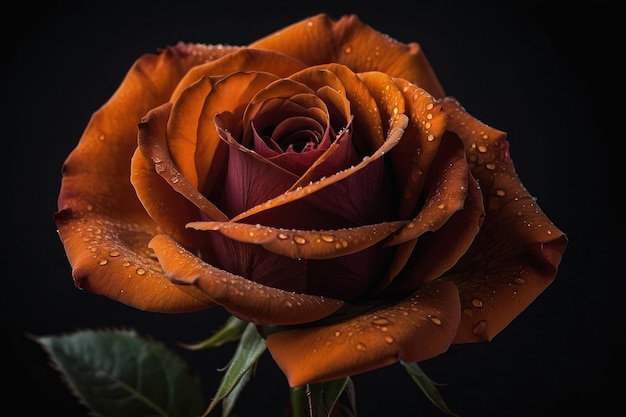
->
[54,13,567,387]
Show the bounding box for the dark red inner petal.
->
[252,118,333,176]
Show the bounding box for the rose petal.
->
[389,79,447,220]
[193,71,281,194]
[133,102,229,224]
[187,220,408,260]
[171,48,308,102]
[386,134,470,246]
[231,112,408,224]
[54,208,214,312]
[321,63,384,155]
[149,234,344,325]
[357,71,406,137]
[373,134,476,294]
[250,14,445,98]
[213,123,300,217]
[439,98,568,342]
[55,45,232,312]
[289,67,351,129]
[388,172,484,294]
[265,279,460,386]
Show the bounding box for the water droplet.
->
[427,134,435,141]
[284,300,293,308]
[293,235,307,245]
[477,145,488,153]
[98,134,105,141]
[277,233,289,240]
[122,261,131,267]
[344,45,352,54]
[472,320,487,335]
[136,268,146,275]
[496,189,506,196]
[321,234,335,243]
[109,250,120,257]
[334,331,341,337]
[471,298,483,308]
[425,103,434,110]
[429,316,442,325]
[384,335,394,344]
[514,277,526,284]
[355,342,367,351]
[99,259,108,266]
[371,317,390,326]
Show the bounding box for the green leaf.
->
[204,322,267,416]
[290,377,353,417]
[221,366,253,417]
[400,361,459,416]
[180,315,248,350]
[34,329,204,417]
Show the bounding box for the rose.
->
[55,13,567,387]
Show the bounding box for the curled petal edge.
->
[186,220,408,259]
[148,234,344,325]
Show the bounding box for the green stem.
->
[290,385,311,417]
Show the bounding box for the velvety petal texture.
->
[55,13,567,391]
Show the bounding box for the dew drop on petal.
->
[472,320,487,335]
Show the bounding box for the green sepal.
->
[400,360,459,416]
[180,315,248,350]
[34,329,204,417]
[203,322,267,416]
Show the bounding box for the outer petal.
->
[55,44,234,311]
[440,98,568,342]
[149,234,344,325]
[266,280,460,387]
[249,14,445,98]
[170,48,307,102]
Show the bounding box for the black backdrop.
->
[5,1,621,416]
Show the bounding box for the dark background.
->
[5,1,621,416]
